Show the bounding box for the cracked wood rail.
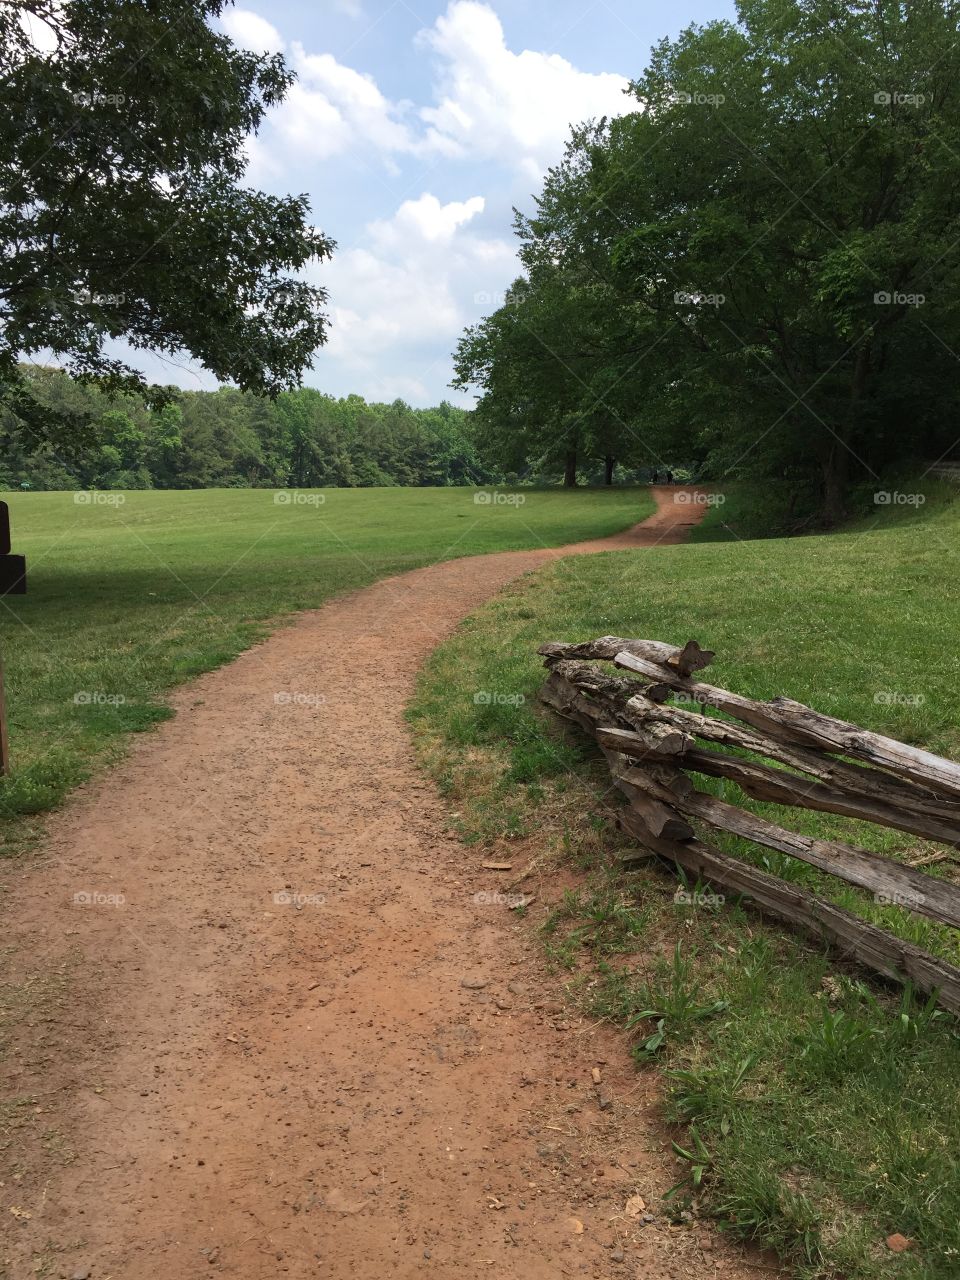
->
[538,638,960,1014]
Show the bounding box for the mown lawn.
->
[0,484,654,851]
[410,482,960,1280]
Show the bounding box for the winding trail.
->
[1,489,767,1280]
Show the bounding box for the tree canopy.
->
[0,365,489,491]
[454,0,960,517]
[1,0,332,449]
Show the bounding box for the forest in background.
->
[2,364,491,491]
[2,365,666,492]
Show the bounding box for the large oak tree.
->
[1,1,333,453]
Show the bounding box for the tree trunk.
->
[604,455,615,486]
[820,343,869,524]
[821,447,848,525]
[563,449,577,488]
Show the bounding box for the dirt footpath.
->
[0,489,772,1280]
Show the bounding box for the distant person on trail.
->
[666,469,674,484]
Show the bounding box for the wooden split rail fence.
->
[537,637,960,1014]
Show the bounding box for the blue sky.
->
[149,0,736,404]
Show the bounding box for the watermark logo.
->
[670,689,712,708]
[873,290,925,307]
[875,889,926,910]
[472,890,528,908]
[474,289,509,307]
[473,691,526,707]
[873,491,925,506]
[73,890,125,907]
[74,491,125,506]
[674,491,725,506]
[72,90,126,107]
[73,691,126,706]
[874,690,925,707]
[273,692,326,708]
[273,890,326,907]
[274,490,325,507]
[72,288,125,306]
[673,889,725,907]
[673,90,725,106]
[874,91,927,107]
[474,491,525,507]
[674,290,725,308]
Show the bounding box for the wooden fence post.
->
[0,657,8,776]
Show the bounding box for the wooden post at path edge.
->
[0,657,8,776]
[0,499,27,774]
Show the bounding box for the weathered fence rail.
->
[538,637,960,1014]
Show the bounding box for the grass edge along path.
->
[409,492,960,1280]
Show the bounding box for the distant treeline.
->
[0,366,496,491]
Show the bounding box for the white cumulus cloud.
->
[220,8,285,55]
[419,1,631,177]
[225,2,630,176]
[244,46,418,167]
[314,193,516,401]
[374,193,486,245]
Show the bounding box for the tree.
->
[88,408,149,488]
[456,0,960,518]
[455,276,593,486]
[1,0,334,455]
[454,131,699,489]
[603,0,960,519]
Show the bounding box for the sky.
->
[135,0,737,406]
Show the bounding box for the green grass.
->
[689,472,957,542]
[409,484,960,1279]
[0,484,655,851]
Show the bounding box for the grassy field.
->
[0,485,654,851]
[410,483,960,1279]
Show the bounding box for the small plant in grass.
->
[626,943,728,1060]
[716,1173,824,1267]
[585,892,651,952]
[886,982,951,1047]
[795,1007,880,1081]
[666,1126,714,1202]
[666,1053,760,1124]
[543,930,585,972]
